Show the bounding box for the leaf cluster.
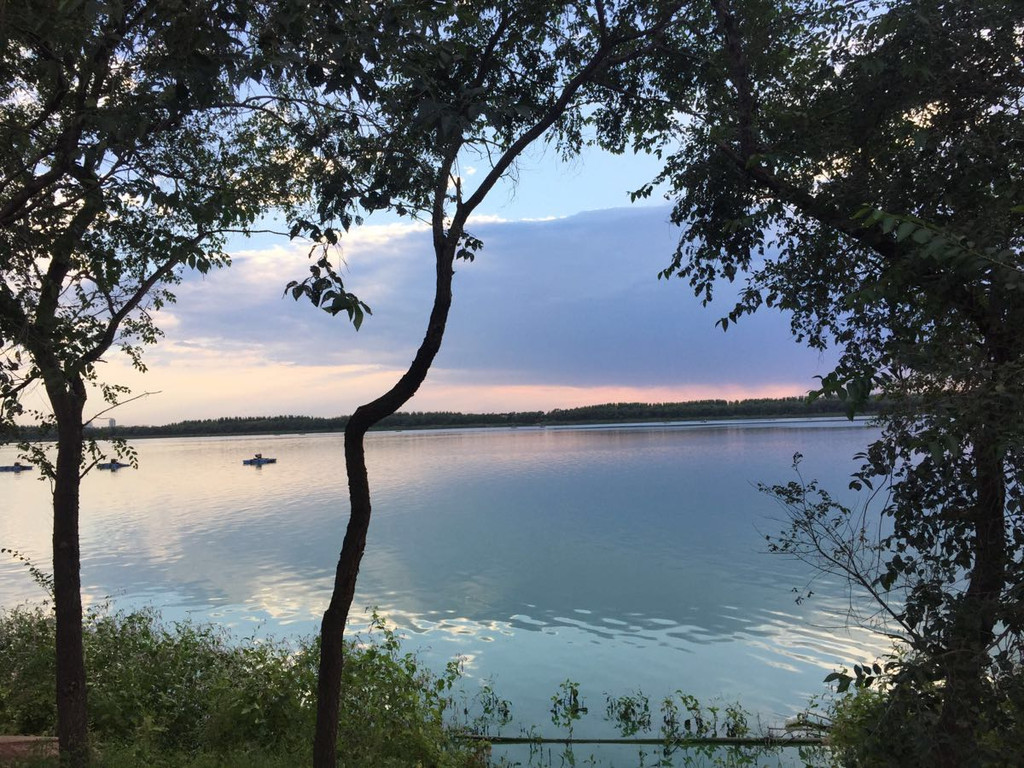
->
[623,3,1024,760]
[0,0,312,427]
[825,654,1024,768]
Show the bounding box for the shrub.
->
[825,658,1024,768]
[0,606,56,736]
[0,604,487,767]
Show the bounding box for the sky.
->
[58,145,836,426]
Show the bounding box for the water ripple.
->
[1,424,890,726]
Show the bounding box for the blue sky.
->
[75,145,835,426]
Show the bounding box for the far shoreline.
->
[109,413,876,441]
[4,395,881,443]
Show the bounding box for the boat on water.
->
[242,453,277,466]
[0,463,30,473]
[98,460,128,471]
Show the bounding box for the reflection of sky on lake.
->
[0,420,890,732]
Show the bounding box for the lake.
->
[0,419,888,744]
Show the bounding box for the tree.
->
[604,0,1023,764]
[274,1,686,763]
[0,2,303,763]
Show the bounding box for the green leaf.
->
[895,221,917,242]
[911,226,934,244]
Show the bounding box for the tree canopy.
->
[0,1,313,762]
[603,0,1024,764]
[0,0,305,432]
[262,2,689,764]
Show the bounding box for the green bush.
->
[0,605,55,736]
[0,604,489,767]
[825,661,1024,768]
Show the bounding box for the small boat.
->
[98,460,128,471]
[242,454,277,466]
[0,463,30,473]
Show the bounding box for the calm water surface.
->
[0,419,888,735]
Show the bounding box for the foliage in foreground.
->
[458,678,827,768]
[620,0,1024,762]
[0,602,826,768]
[765,461,1024,768]
[817,656,1024,768]
[0,605,488,767]
[15,600,1021,768]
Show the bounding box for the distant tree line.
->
[5,395,878,441]
[543,396,881,424]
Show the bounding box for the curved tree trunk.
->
[307,18,646,763]
[312,234,458,768]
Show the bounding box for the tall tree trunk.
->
[49,380,90,767]
[312,239,457,768]
[308,24,633,761]
[932,424,1007,768]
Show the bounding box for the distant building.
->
[109,419,116,429]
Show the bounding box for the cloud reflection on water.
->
[0,422,890,726]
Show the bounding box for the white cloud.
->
[465,213,510,226]
[97,205,832,425]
